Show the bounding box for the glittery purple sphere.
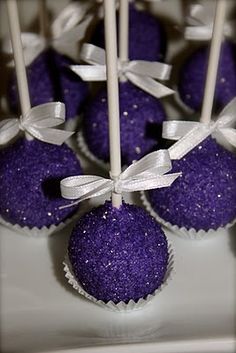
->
[68,201,169,303]
[148,137,236,231]
[178,41,236,111]
[8,48,88,120]
[91,4,166,61]
[83,81,166,166]
[0,138,83,228]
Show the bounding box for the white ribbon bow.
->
[70,43,174,99]
[0,102,73,145]
[60,150,181,206]
[185,3,235,41]
[2,2,93,66]
[162,98,236,160]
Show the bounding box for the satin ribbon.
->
[162,98,236,160]
[2,2,93,66]
[70,43,174,99]
[0,102,73,145]
[185,3,235,41]
[60,150,181,206]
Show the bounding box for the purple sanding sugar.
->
[8,48,88,120]
[0,138,83,229]
[91,4,166,62]
[68,200,169,303]
[178,41,236,112]
[148,137,236,231]
[83,81,166,166]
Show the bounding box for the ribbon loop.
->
[0,102,73,146]
[2,2,93,66]
[71,43,174,99]
[163,98,236,160]
[60,150,181,206]
[125,60,171,80]
[51,2,91,39]
[2,33,46,66]
[81,43,106,65]
[185,3,236,41]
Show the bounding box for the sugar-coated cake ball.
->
[91,4,166,61]
[83,81,166,166]
[8,48,88,121]
[0,138,83,228]
[178,41,236,112]
[68,201,169,303]
[148,137,236,231]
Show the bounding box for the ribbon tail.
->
[70,65,107,81]
[217,128,236,147]
[184,26,212,40]
[127,61,172,80]
[126,72,174,99]
[162,120,199,140]
[168,126,211,160]
[0,119,19,145]
[27,127,73,145]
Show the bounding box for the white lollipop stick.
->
[119,0,129,82]
[119,0,129,62]
[200,0,227,124]
[104,0,122,208]
[38,0,49,38]
[6,0,31,118]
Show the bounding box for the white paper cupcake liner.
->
[0,206,84,237]
[63,243,174,312]
[141,191,236,240]
[77,131,110,171]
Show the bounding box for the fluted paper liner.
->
[0,207,84,237]
[77,131,110,171]
[141,191,236,240]
[63,243,174,312]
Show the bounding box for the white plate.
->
[1,201,236,353]
[1,1,236,352]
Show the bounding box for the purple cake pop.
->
[0,138,83,229]
[8,48,88,121]
[91,4,166,62]
[83,81,166,166]
[178,41,236,112]
[68,200,169,303]
[147,137,236,231]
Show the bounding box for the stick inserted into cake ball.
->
[104,0,122,208]
[72,0,173,168]
[119,0,129,74]
[6,0,31,120]
[200,0,227,124]
[145,0,236,238]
